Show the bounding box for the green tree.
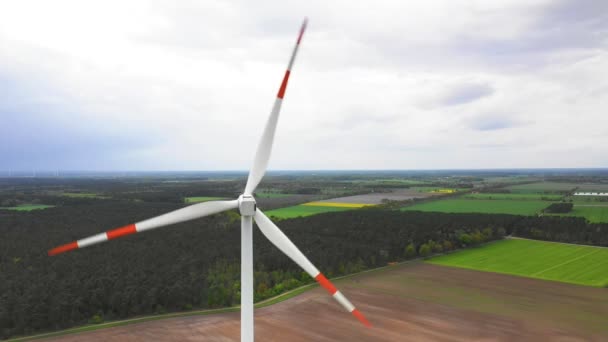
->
[482,227,493,241]
[419,244,431,257]
[459,233,472,246]
[88,313,104,324]
[404,243,416,258]
[432,241,443,253]
[471,230,483,244]
[496,227,506,237]
[442,240,453,251]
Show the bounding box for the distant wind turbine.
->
[48,19,371,342]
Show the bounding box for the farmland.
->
[410,186,460,193]
[576,183,608,192]
[264,189,434,218]
[303,201,372,208]
[428,238,608,287]
[507,182,579,193]
[0,204,54,211]
[265,203,355,218]
[318,189,436,205]
[558,205,608,223]
[253,192,293,198]
[402,198,551,215]
[41,262,608,341]
[183,196,226,203]
[463,193,562,201]
[357,178,427,186]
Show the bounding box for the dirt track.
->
[44,263,608,341]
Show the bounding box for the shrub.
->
[419,244,431,257]
[89,314,104,324]
[404,243,417,258]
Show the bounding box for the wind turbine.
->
[48,19,371,341]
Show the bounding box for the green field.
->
[402,198,551,215]
[576,183,608,192]
[463,193,562,201]
[265,204,353,219]
[410,186,460,193]
[357,179,428,186]
[254,192,293,198]
[428,239,608,287]
[558,206,608,223]
[507,182,578,194]
[483,176,539,184]
[184,196,226,203]
[0,204,55,211]
[571,195,608,203]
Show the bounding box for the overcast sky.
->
[1,0,607,171]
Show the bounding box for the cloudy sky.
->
[1,0,607,171]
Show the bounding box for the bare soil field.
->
[43,262,608,341]
[320,189,436,205]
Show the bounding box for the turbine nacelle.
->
[238,194,256,216]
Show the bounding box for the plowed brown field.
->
[44,262,608,341]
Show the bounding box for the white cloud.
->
[0,0,606,170]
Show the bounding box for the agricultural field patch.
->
[356,179,428,186]
[302,201,372,208]
[320,189,434,205]
[410,187,461,194]
[265,204,354,219]
[463,193,562,201]
[506,182,578,194]
[44,262,608,341]
[428,238,608,287]
[184,196,226,203]
[571,195,608,203]
[402,198,550,215]
[0,204,55,211]
[556,205,608,223]
[254,192,293,199]
[482,176,540,184]
[575,183,608,192]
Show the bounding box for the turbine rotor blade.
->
[244,18,308,195]
[253,209,371,327]
[48,200,238,256]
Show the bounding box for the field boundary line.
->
[573,204,608,207]
[531,248,601,277]
[508,236,608,249]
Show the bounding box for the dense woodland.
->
[1,175,608,339]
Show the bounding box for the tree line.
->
[1,201,607,339]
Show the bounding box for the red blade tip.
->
[352,309,372,327]
[48,241,78,256]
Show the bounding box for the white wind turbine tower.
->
[48,19,371,341]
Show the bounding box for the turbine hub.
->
[238,194,256,216]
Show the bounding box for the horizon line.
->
[2,167,608,173]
